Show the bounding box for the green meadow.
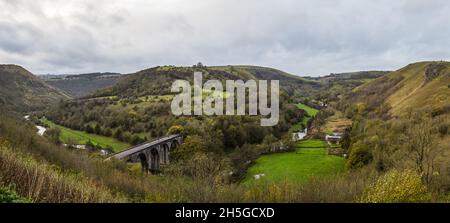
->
[244,140,345,185]
[40,118,130,152]
[291,103,319,131]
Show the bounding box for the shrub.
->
[438,124,448,136]
[0,185,31,203]
[346,142,373,169]
[358,169,431,203]
[171,135,207,160]
[168,125,184,135]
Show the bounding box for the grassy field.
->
[243,140,345,185]
[296,103,319,117]
[40,118,130,152]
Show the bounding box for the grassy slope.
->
[297,103,319,117]
[41,118,130,152]
[387,62,450,115]
[244,140,345,184]
[291,103,319,131]
[0,65,69,112]
[354,61,450,116]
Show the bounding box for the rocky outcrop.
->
[424,62,447,82]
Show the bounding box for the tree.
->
[104,128,113,137]
[94,124,102,135]
[45,127,61,145]
[123,132,132,143]
[171,135,207,161]
[406,119,438,184]
[313,111,327,133]
[167,125,184,135]
[341,127,352,150]
[85,125,94,134]
[113,128,123,141]
[193,62,204,68]
[346,141,373,169]
[131,135,143,145]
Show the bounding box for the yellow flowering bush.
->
[358,169,431,203]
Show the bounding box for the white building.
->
[325,132,342,144]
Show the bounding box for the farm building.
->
[325,132,342,144]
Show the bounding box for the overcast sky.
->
[1,0,450,76]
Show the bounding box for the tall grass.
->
[0,141,125,203]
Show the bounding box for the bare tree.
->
[406,119,439,184]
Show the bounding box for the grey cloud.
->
[0,0,450,75]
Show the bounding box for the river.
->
[24,115,47,136]
[292,128,308,141]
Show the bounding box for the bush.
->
[44,127,61,144]
[346,142,373,169]
[0,185,30,203]
[438,124,448,136]
[171,135,207,161]
[168,125,184,135]
[358,169,431,203]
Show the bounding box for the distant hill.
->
[348,61,450,117]
[314,71,390,83]
[93,65,321,98]
[41,73,122,98]
[210,65,320,97]
[0,65,69,112]
[301,71,389,83]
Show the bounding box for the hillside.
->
[210,65,320,97]
[314,71,390,84]
[0,65,69,112]
[41,73,122,98]
[348,61,450,117]
[92,65,321,98]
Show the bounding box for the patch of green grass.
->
[297,139,327,147]
[40,118,130,152]
[291,103,320,131]
[243,140,345,185]
[291,123,303,132]
[298,103,319,126]
[297,103,319,117]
